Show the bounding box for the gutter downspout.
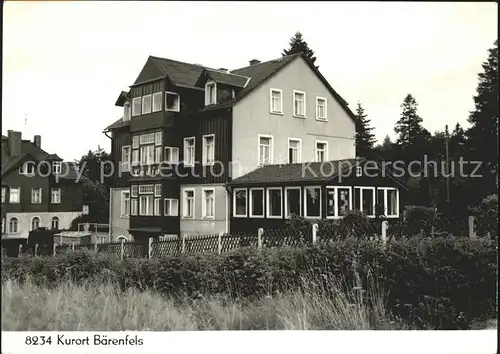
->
[104,129,113,242]
[225,185,232,234]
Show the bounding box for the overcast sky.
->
[2,1,497,161]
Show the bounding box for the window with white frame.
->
[121,146,131,172]
[19,162,35,176]
[140,145,155,166]
[9,217,19,233]
[31,217,40,231]
[202,134,215,166]
[184,137,195,166]
[164,198,179,216]
[154,184,162,197]
[132,97,142,116]
[123,102,131,121]
[285,187,301,218]
[154,146,162,164]
[356,166,362,177]
[9,187,20,204]
[121,191,130,217]
[132,149,139,166]
[249,188,264,217]
[53,161,62,174]
[304,186,321,218]
[140,133,155,145]
[326,187,351,218]
[1,218,4,234]
[270,89,283,114]
[139,184,154,194]
[139,195,154,216]
[288,138,301,163]
[258,135,273,166]
[267,188,283,218]
[166,92,180,112]
[293,90,306,117]
[316,97,327,120]
[2,187,6,203]
[31,188,42,204]
[205,81,216,105]
[131,185,138,197]
[354,187,375,217]
[152,91,163,112]
[164,147,180,164]
[233,189,247,217]
[51,217,60,230]
[51,188,61,204]
[202,189,215,219]
[155,131,163,145]
[316,141,328,162]
[132,136,139,148]
[377,188,399,217]
[154,198,161,216]
[142,94,152,114]
[183,189,195,218]
[130,198,138,215]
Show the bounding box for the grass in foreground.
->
[1,276,410,331]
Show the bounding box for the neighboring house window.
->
[130,198,138,215]
[53,161,62,174]
[165,92,180,112]
[9,187,20,204]
[183,189,195,218]
[121,146,131,172]
[270,89,283,114]
[132,136,139,148]
[19,162,35,176]
[316,141,328,162]
[267,187,283,218]
[285,187,301,218]
[183,137,195,166]
[205,81,217,105]
[154,198,161,216]
[152,91,163,112]
[249,188,264,217]
[354,187,375,217]
[123,102,131,121]
[121,191,130,217]
[132,97,142,116]
[288,138,301,164]
[51,188,61,204]
[154,184,162,197]
[142,94,152,114]
[258,135,273,166]
[51,217,60,230]
[293,90,306,117]
[9,217,18,233]
[326,186,351,218]
[131,185,138,197]
[1,187,5,203]
[31,217,40,231]
[138,184,154,194]
[31,188,42,204]
[202,188,215,219]
[202,134,215,166]
[304,186,322,218]
[164,198,179,216]
[233,189,247,217]
[164,147,180,164]
[140,145,154,165]
[139,195,154,216]
[377,188,399,217]
[316,97,327,120]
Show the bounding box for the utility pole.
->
[445,125,450,204]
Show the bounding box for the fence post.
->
[148,237,153,259]
[182,234,186,254]
[218,232,223,254]
[381,220,388,247]
[18,244,22,257]
[53,243,57,256]
[60,234,63,245]
[120,239,125,259]
[468,216,477,239]
[257,228,263,249]
[34,244,38,257]
[312,223,318,244]
[94,242,98,252]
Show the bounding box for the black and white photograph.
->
[1,1,498,353]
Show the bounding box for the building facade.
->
[104,52,402,241]
[1,131,87,240]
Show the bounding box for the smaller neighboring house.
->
[1,130,87,240]
[226,158,409,233]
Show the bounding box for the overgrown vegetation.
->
[2,236,496,330]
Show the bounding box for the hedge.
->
[2,236,497,329]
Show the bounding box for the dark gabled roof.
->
[228,158,359,186]
[115,91,130,107]
[1,153,30,175]
[103,117,130,132]
[145,56,212,87]
[204,69,249,87]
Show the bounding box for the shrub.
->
[472,194,498,239]
[401,205,437,236]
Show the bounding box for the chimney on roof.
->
[249,59,261,66]
[7,130,22,156]
[34,135,41,148]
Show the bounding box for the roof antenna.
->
[24,114,28,134]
